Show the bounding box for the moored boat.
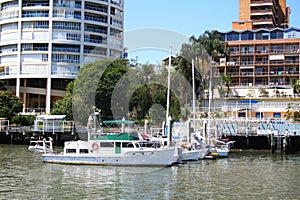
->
[28,137,53,153]
[43,111,175,167]
[181,142,204,161]
[214,139,235,157]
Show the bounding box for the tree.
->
[96,59,129,119]
[0,80,7,91]
[196,30,228,62]
[11,115,36,126]
[221,74,232,97]
[292,79,300,94]
[51,81,74,120]
[71,59,128,124]
[0,91,23,120]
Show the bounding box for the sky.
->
[123,0,300,64]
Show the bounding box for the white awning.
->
[36,115,66,120]
[269,55,284,60]
[240,66,254,69]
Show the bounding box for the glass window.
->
[273,112,281,118]
[66,149,76,153]
[100,142,114,147]
[255,112,263,118]
[256,32,262,40]
[238,113,246,117]
[241,32,254,40]
[270,31,284,39]
[227,33,239,41]
[79,149,89,154]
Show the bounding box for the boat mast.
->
[166,47,172,147]
[207,80,212,145]
[192,59,196,143]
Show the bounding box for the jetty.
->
[172,118,300,154]
[0,115,77,146]
[1,116,300,154]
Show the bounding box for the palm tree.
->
[292,79,300,95]
[221,74,232,97]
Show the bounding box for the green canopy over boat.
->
[91,132,139,141]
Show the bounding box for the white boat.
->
[181,136,205,161]
[182,148,204,161]
[28,137,53,153]
[42,111,175,167]
[179,59,204,162]
[214,139,235,157]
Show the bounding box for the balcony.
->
[250,0,273,5]
[250,9,273,15]
[240,72,254,76]
[22,3,50,7]
[255,72,269,76]
[252,18,273,25]
[85,5,108,14]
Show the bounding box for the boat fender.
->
[92,142,99,150]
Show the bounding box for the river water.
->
[0,144,299,200]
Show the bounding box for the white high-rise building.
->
[0,0,124,113]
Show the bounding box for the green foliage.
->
[69,59,129,124]
[0,80,7,91]
[292,79,300,94]
[0,91,23,120]
[51,81,74,120]
[191,30,228,62]
[221,74,232,97]
[96,59,128,119]
[11,115,36,126]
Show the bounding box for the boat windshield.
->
[136,141,162,149]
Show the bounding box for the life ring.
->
[92,142,99,150]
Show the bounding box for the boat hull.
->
[216,149,229,157]
[181,149,203,161]
[43,148,175,167]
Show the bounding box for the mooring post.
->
[282,135,288,153]
[270,133,275,154]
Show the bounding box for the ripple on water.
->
[0,145,300,199]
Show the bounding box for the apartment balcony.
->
[240,72,254,76]
[53,3,81,9]
[285,60,300,65]
[250,0,273,6]
[227,72,239,77]
[255,50,269,54]
[229,51,240,55]
[240,50,254,55]
[22,3,50,8]
[252,18,273,25]
[85,5,108,14]
[250,9,273,16]
[255,72,269,76]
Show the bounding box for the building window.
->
[273,112,281,118]
[241,32,254,40]
[255,112,263,118]
[238,113,246,118]
[227,33,239,41]
[66,149,76,153]
[270,31,284,40]
[53,21,81,30]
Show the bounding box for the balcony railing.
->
[240,72,254,76]
[22,3,49,7]
[250,0,272,4]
